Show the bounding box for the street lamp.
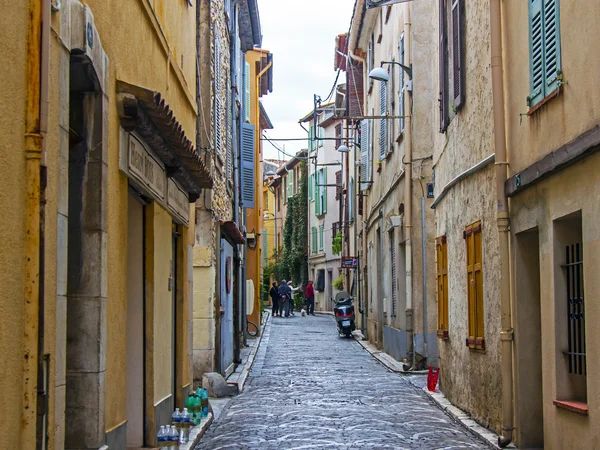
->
[368,61,412,81]
[337,144,349,153]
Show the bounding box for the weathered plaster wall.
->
[429,0,502,431]
[0,6,28,449]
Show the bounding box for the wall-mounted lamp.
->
[337,144,350,153]
[369,61,413,82]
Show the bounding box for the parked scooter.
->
[332,291,356,338]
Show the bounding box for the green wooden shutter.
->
[322,169,327,214]
[529,0,544,106]
[308,174,314,200]
[245,61,251,122]
[318,126,324,147]
[544,0,561,94]
[319,225,324,250]
[286,170,294,198]
[314,170,321,215]
[311,227,317,253]
[309,125,315,151]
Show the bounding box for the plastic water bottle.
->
[157,425,168,448]
[180,408,191,443]
[171,408,181,434]
[201,388,209,418]
[167,425,179,447]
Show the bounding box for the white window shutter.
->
[245,61,251,122]
[360,119,369,190]
[379,80,388,160]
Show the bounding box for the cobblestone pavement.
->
[197,314,489,450]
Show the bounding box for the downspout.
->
[403,4,415,370]
[37,2,51,449]
[490,0,514,446]
[23,0,44,446]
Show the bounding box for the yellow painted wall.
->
[510,153,600,448]
[0,6,28,449]
[503,0,600,174]
[246,50,269,325]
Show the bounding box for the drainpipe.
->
[403,4,415,370]
[23,0,44,446]
[490,0,514,446]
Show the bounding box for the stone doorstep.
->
[354,335,517,450]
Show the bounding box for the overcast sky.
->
[258,0,354,160]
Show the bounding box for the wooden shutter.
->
[390,231,397,317]
[240,123,255,208]
[436,236,449,335]
[335,170,342,200]
[368,112,374,182]
[452,0,465,111]
[319,225,324,250]
[263,230,268,265]
[543,0,561,94]
[215,36,223,156]
[322,169,327,214]
[529,0,544,106]
[465,222,483,350]
[348,178,354,221]
[287,170,294,198]
[399,36,405,132]
[360,119,369,190]
[311,227,317,253]
[308,173,314,200]
[245,61,251,122]
[226,77,233,179]
[379,80,388,160]
[314,170,321,215]
[439,0,450,131]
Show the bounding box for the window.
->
[308,173,314,201]
[309,124,316,151]
[315,169,327,216]
[528,0,561,108]
[564,241,586,377]
[439,0,465,131]
[465,222,483,350]
[245,61,251,122]
[319,225,324,251]
[335,170,343,200]
[360,119,373,190]
[390,231,397,317]
[318,126,324,148]
[286,170,294,199]
[451,0,465,110]
[348,177,354,222]
[379,79,388,160]
[335,124,343,150]
[436,236,449,338]
[311,227,317,254]
[263,229,268,266]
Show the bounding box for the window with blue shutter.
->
[241,123,255,208]
[528,0,561,108]
[245,61,251,122]
[379,80,388,160]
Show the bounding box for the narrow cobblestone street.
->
[197,314,489,449]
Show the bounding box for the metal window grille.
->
[565,243,586,376]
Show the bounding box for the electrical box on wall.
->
[427,183,434,198]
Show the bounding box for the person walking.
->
[287,280,300,316]
[269,281,281,317]
[305,280,315,315]
[278,280,292,317]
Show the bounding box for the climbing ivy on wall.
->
[280,162,308,287]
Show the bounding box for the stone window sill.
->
[553,400,588,416]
